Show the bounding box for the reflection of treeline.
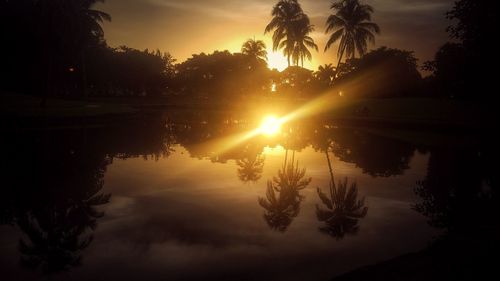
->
[414,145,497,233]
[1,129,112,274]
[0,117,179,275]
[331,141,497,280]
[325,128,414,177]
[166,115,417,178]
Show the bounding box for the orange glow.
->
[258,115,283,136]
[271,82,277,92]
[267,50,289,71]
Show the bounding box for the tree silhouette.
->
[265,0,315,67]
[335,47,422,98]
[175,50,270,99]
[41,0,111,102]
[290,21,318,67]
[325,0,380,74]
[0,0,111,103]
[73,0,112,99]
[241,38,268,61]
[258,151,311,231]
[423,0,497,100]
[315,64,336,86]
[278,66,320,98]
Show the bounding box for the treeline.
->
[1,0,495,102]
[86,46,175,97]
[423,0,497,100]
[0,0,422,102]
[0,0,176,100]
[334,47,423,98]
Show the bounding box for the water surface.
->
[0,113,490,281]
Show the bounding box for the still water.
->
[0,112,493,280]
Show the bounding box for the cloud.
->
[147,0,270,21]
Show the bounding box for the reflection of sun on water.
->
[263,145,286,155]
[259,115,282,136]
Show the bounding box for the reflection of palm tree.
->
[17,191,111,274]
[316,178,367,239]
[258,180,301,232]
[273,151,311,194]
[241,38,268,61]
[324,0,380,73]
[258,151,311,231]
[316,147,367,239]
[237,155,265,183]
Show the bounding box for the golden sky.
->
[97,0,454,71]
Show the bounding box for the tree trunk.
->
[334,46,346,81]
[325,149,336,189]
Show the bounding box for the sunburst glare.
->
[259,115,283,136]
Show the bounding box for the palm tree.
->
[241,38,268,61]
[290,21,318,67]
[71,0,112,99]
[324,0,380,74]
[265,0,310,67]
[35,0,111,104]
[315,64,336,85]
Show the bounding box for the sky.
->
[96,0,455,71]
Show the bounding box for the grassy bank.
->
[1,93,137,118]
[2,93,493,132]
[326,97,491,127]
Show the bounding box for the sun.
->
[267,50,289,71]
[259,115,282,136]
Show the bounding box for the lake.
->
[0,111,494,281]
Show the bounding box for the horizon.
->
[97,0,454,71]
